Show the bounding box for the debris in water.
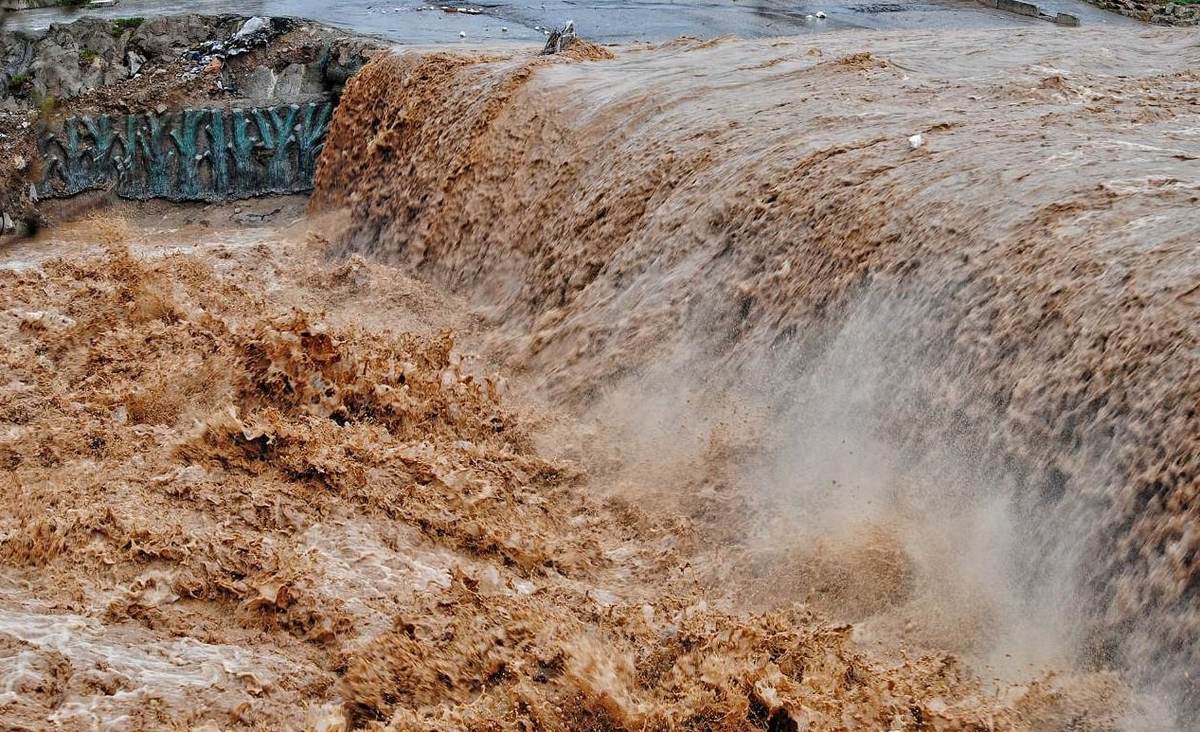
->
[908,133,924,149]
[541,20,577,54]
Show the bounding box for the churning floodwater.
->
[1,20,1197,731]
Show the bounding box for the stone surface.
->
[0,15,379,113]
[1084,0,1199,23]
[29,41,87,100]
[127,50,146,76]
[241,66,278,99]
[128,14,235,59]
[273,63,306,98]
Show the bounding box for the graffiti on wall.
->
[37,99,334,202]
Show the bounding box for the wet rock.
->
[1084,0,1199,24]
[241,66,277,99]
[299,62,328,96]
[47,17,125,62]
[541,20,577,55]
[1,31,35,82]
[319,38,376,88]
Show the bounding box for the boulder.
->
[273,63,305,98]
[47,17,123,62]
[30,41,83,99]
[320,38,375,88]
[129,14,226,59]
[241,65,277,99]
[1,31,35,81]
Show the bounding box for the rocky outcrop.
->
[30,19,132,100]
[0,15,379,113]
[1084,0,1199,23]
[0,16,193,110]
[126,14,243,59]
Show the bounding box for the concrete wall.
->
[979,0,1043,16]
[38,99,334,201]
[997,0,1041,15]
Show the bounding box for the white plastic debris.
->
[501,26,508,31]
[127,50,146,76]
[908,133,924,149]
[235,16,270,40]
[815,10,827,18]
[458,30,466,37]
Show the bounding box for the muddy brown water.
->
[313,26,1200,723]
[1,23,1198,731]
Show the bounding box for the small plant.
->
[6,73,31,94]
[79,48,98,65]
[111,17,144,34]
